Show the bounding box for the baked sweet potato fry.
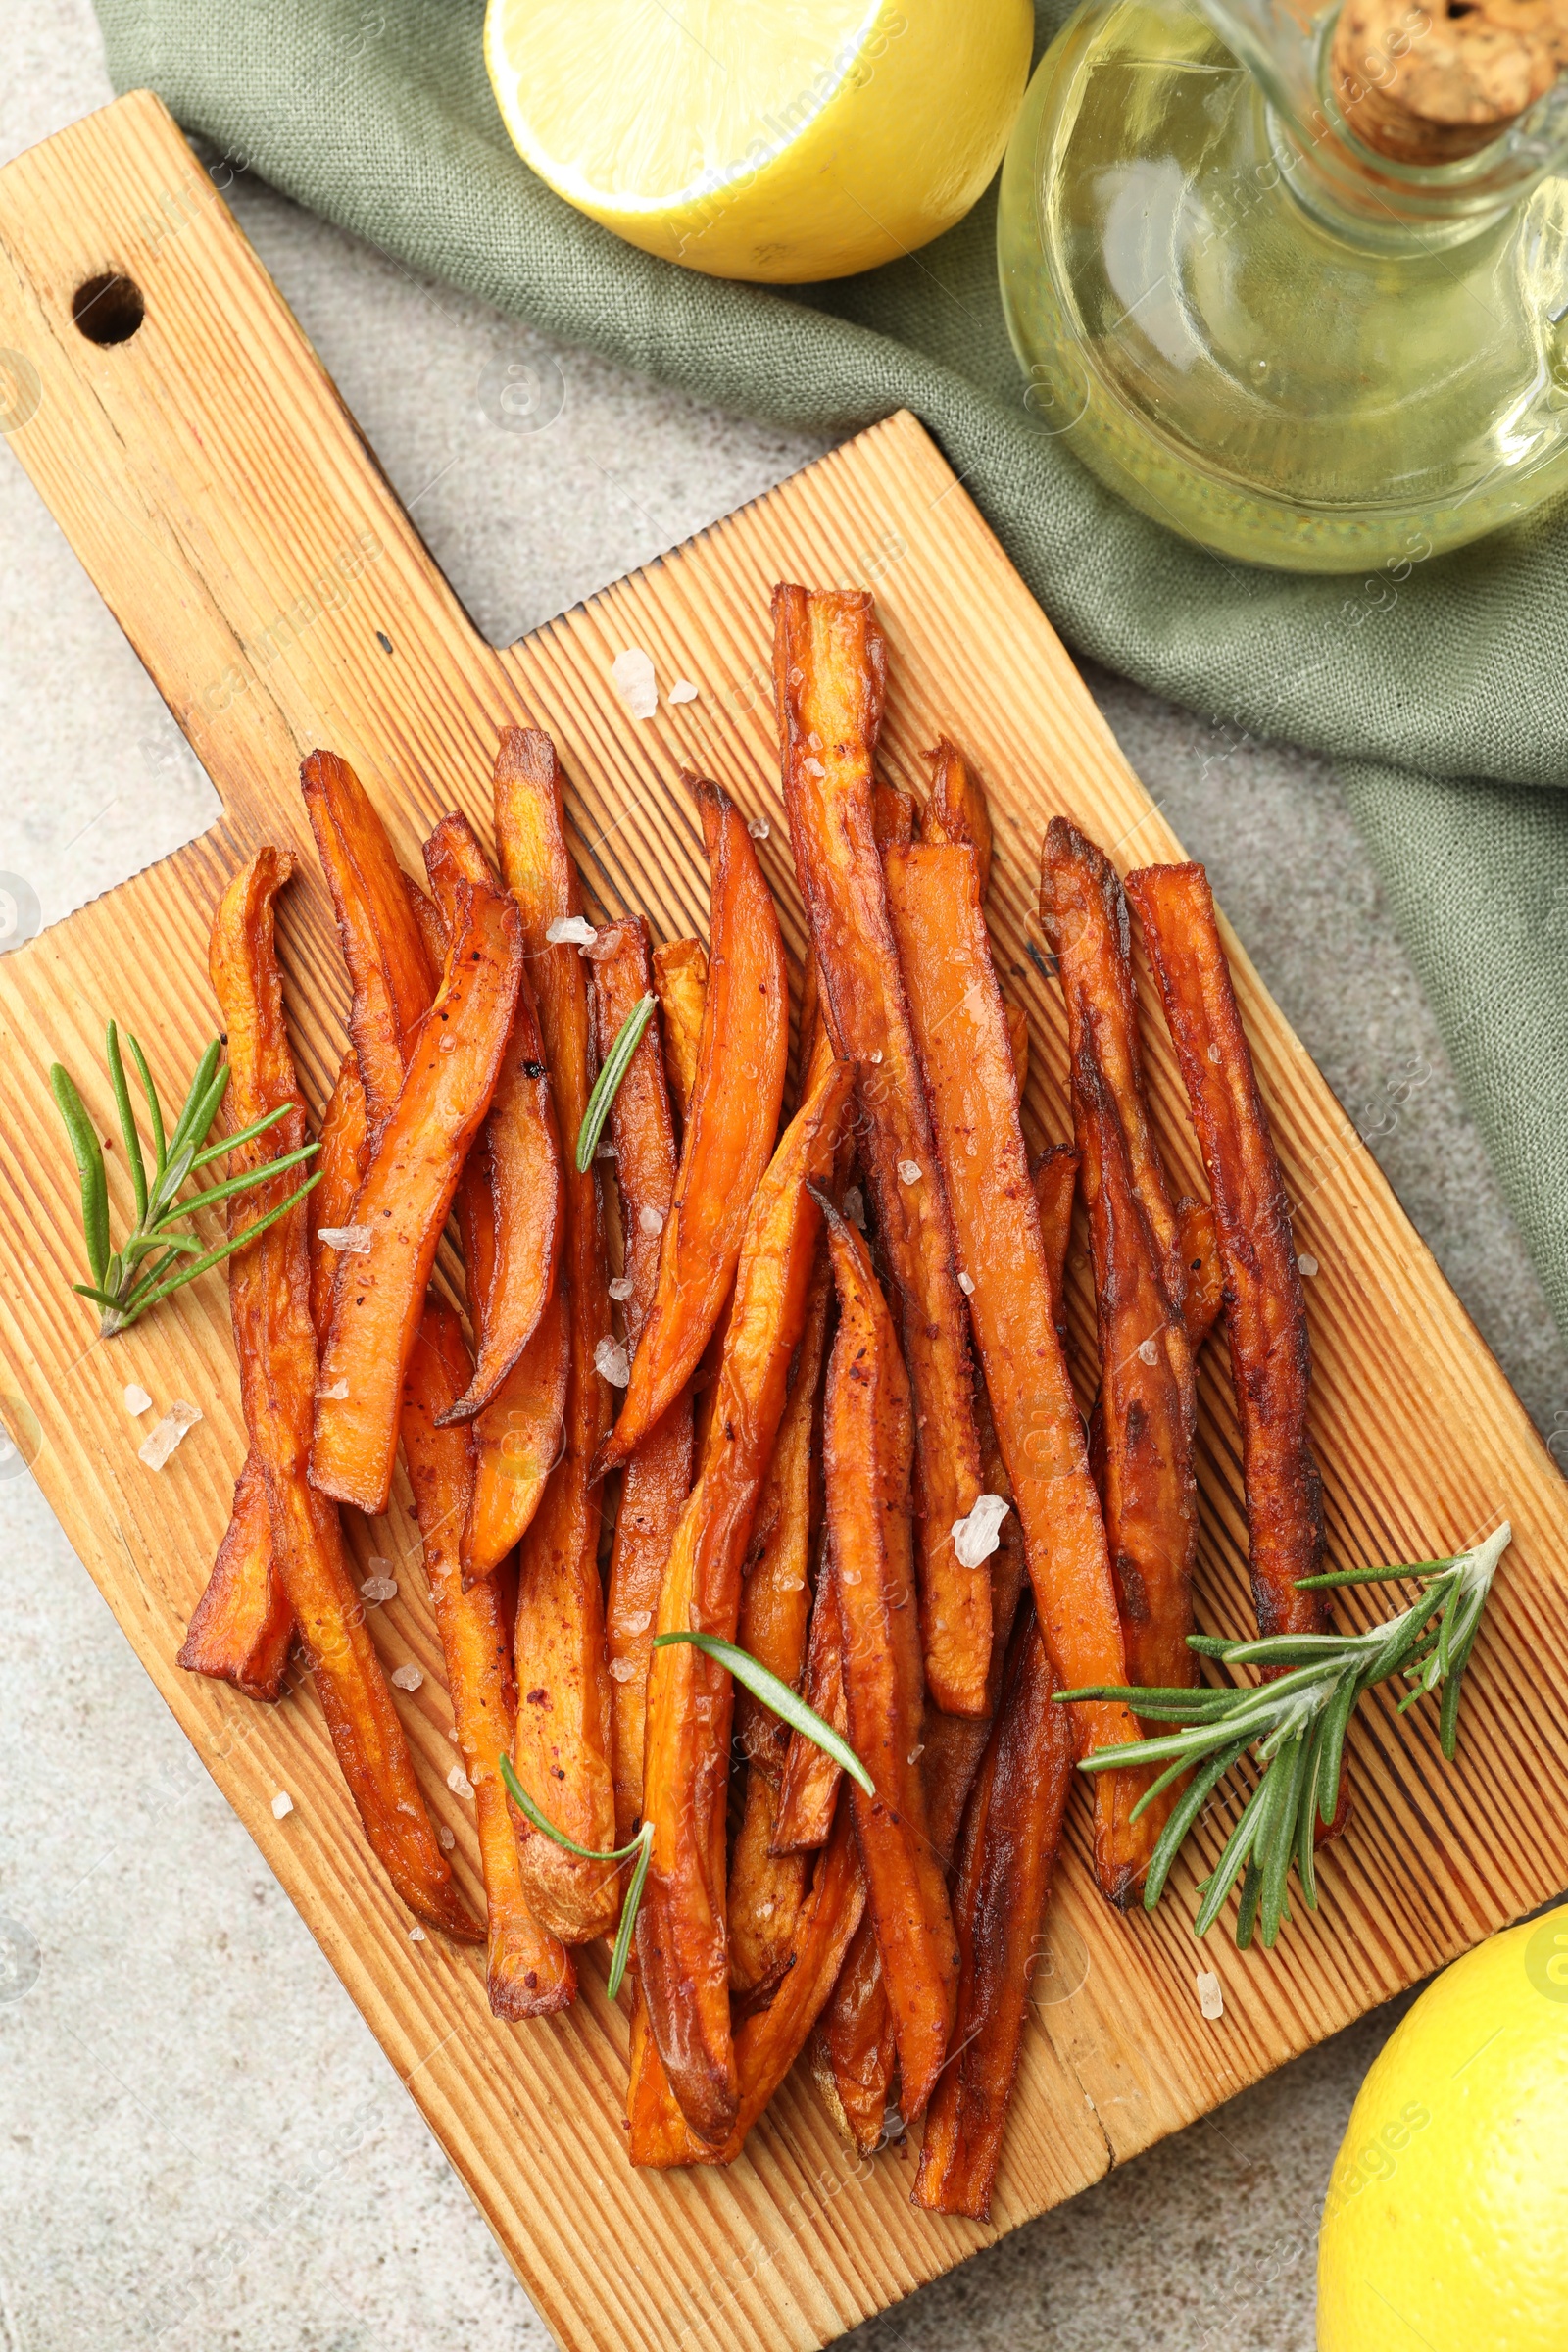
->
[628,1793,866,2169]
[585,917,695,1843]
[727,1238,833,1993]
[920,735,994,901]
[596,779,789,1477]
[651,935,707,1127]
[493,727,619,1941]
[771,1538,847,1852]
[872,777,915,851]
[466,1291,570,1578]
[1042,820,1199,1700]
[402,1298,575,2017]
[1124,862,1327,1635]
[774,583,987,1717]
[181,1050,368,1699]
[1177,1195,1223,1348]
[211,848,478,1938]
[1003,997,1029,1096]
[422,812,564,1424]
[1033,1144,1080,1352]
[636,1049,854,2144]
[882,840,1148,1904]
[811,1908,898,2156]
[176,1452,291,1699]
[913,1595,1074,2220]
[822,1203,958,2124]
[300,751,435,1129]
[311,874,522,1516]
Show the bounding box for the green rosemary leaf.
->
[151,1138,198,1223]
[185,1100,294,1176]
[1259,1729,1312,1945]
[576,991,656,1174]
[652,1629,876,1796]
[1235,1857,1264,1951]
[50,1065,111,1290]
[167,1043,224,1161]
[105,1021,149,1224]
[1295,1557,1453,1591]
[72,1282,129,1309]
[124,1033,166,1177]
[1296,1715,1327,1910]
[175,1138,319,1220]
[1143,1736,1250,1911]
[497,1753,647,1863]
[112,1172,319,1328]
[1194,1775,1265,1938]
[608,1824,654,2000]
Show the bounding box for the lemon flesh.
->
[485,0,1033,282]
[1318,1907,1568,2351]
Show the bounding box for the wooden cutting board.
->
[1,88,1564,2352]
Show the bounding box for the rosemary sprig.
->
[1060,1523,1511,1951]
[500,1636,872,1992]
[50,1024,319,1338]
[575,991,656,1173]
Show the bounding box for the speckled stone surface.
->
[4,10,1566,2348]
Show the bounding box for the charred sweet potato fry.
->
[822,1203,958,2123]
[872,777,915,851]
[211,848,477,1939]
[300,751,435,1128]
[728,1239,833,1993]
[181,1051,368,1698]
[1042,820,1199,1701]
[1003,997,1030,1096]
[1033,1144,1080,1348]
[920,734,994,901]
[492,727,620,1941]
[1177,1195,1223,1348]
[650,936,708,1126]
[774,584,987,1717]
[914,1595,1074,2220]
[176,1452,292,1699]
[402,1298,576,2017]
[636,1050,853,2144]
[882,840,1149,1905]
[597,779,789,1477]
[585,918,694,1843]
[422,812,564,1424]
[311,875,522,1516]
[771,1538,847,1852]
[811,1908,898,2156]
[629,1794,866,2169]
[1124,862,1327,1636]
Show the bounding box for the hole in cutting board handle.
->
[72,273,145,348]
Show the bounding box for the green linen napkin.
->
[94,0,1568,1354]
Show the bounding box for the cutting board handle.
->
[0,89,514,861]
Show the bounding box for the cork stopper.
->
[1331,0,1568,162]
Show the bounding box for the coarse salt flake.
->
[447,1764,474,1799]
[952,1493,1009,1571]
[596,1138,617,1160]
[623,1609,652,1635]
[318,1378,350,1401]
[1298,1252,1319,1278]
[957,1271,976,1297]
[318,1223,372,1253]
[639,1204,665,1237]
[668,679,699,704]
[270,1791,294,1821]
[595,1337,631,1388]
[1196,1969,1225,2021]
[546,914,597,947]
[609,1275,634,1301]
[361,1573,398,1604]
[138,1399,201,1471]
[1137,1337,1159,1366]
[747,816,770,841]
[123,1383,152,1416]
[1207,1043,1222,1064]
[391,1663,423,1691]
[898,1158,922,1185]
[844,1186,866,1230]
[409,1924,427,1943]
[611,647,659,719]
[609,1657,639,1683]
[437,1825,455,1851]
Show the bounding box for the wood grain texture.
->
[0,89,1565,2352]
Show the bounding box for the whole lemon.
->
[485,0,1034,283]
[1317,1906,1568,2351]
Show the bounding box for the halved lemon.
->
[484,0,1033,282]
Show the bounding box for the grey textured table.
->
[5,9,1566,2348]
